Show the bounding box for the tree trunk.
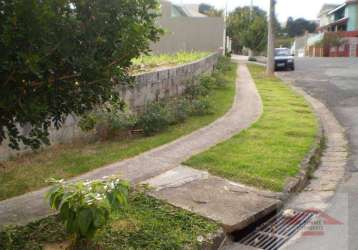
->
[266,0,276,75]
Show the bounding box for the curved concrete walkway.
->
[0,64,263,228]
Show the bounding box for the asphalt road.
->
[278,57,358,250]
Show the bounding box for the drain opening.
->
[235,210,317,250]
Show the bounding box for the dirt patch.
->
[43,240,71,250]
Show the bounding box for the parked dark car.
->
[275,48,295,71]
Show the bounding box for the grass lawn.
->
[130,51,210,74]
[185,64,318,192]
[0,190,219,249]
[0,63,237,201]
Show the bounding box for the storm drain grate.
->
[238,210,317,250]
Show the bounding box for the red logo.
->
[302,208,343,237]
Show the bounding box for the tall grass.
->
[130,51,210,74]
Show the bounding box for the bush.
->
[199,75,216,90]
[95,111,137,139]
[46,177,129,249]
[0,0,162,150]
[216,56,232,72]
[79,114,98,132]
[190,97,213,116]
[79,102,137,139]
[167,98,191,124]
[248,57,257,62]
[212,70,228,88]
[184,80,211,100]
[137,102,171,135]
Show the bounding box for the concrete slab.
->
[142,165,209,191]
[222,242,262,250]
[149,174,282,233]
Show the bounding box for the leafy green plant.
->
[0,0,162,150]
[184,82,210,100]
[199,75,216,90]
[167,98,191,124]
[78,114,98,132]
[0,190,219,250]
[211,71,227,88]
[46,177,129,248]
[215,56,232,72]
[190,97,213,116]
[316,33,343,47]
[137,102,171,135]
[79,100,137,139]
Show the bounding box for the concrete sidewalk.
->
[0,64,281,232]
[145,166,281,233]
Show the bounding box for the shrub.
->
[106,112,137,133]
[0,0,162,150]
[79,102,137,139]
[212,71,228,88]
[199,75,216,90]
[95,111,137,139]
[78,114,98,132]
[137,102,171,135]
[190,97,213,116]
[248,57,257,62]
[184,81,210,100]
[167,98,191,124]
[46,177,129,249]
[216,56,232,72]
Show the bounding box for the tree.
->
[266,0,276,75]
[198,3,223,17]
[317,33,343,47]
[0,0,162,150]
[241,15,267,54]
[286,17,317,37]
[227,6,267,54]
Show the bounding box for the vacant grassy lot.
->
[130,51,210,74]
[185,64,318,192]
[0,63,237,201]
[0,190,219,249]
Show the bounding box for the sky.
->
[170,0,344,22]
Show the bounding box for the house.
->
[318,1,358,32]
[318,4,340,30]
[305,0,358,57]
[150,1,225,54]
[292,33,317,57]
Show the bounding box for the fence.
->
[306,36,358,57]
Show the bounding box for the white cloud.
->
[170,0,343,22]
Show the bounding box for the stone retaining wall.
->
[0,52,220,160]
[120,52,219,111]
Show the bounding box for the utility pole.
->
[266,0,276,75]
[224,1,228,55]
[250,0,253,19]
[248,0,254,58]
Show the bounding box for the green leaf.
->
[0,0,163,150]
[93,208,106,227]
[77,208,93,237]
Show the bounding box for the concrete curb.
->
[201,228,226,250]
[277,75,349,250]
[278,76,325,201]
[277,73,348,207]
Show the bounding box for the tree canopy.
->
[0,0,162,149]
[198,3,223,17]
[285,17,317,37]
[227,6,267,54]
